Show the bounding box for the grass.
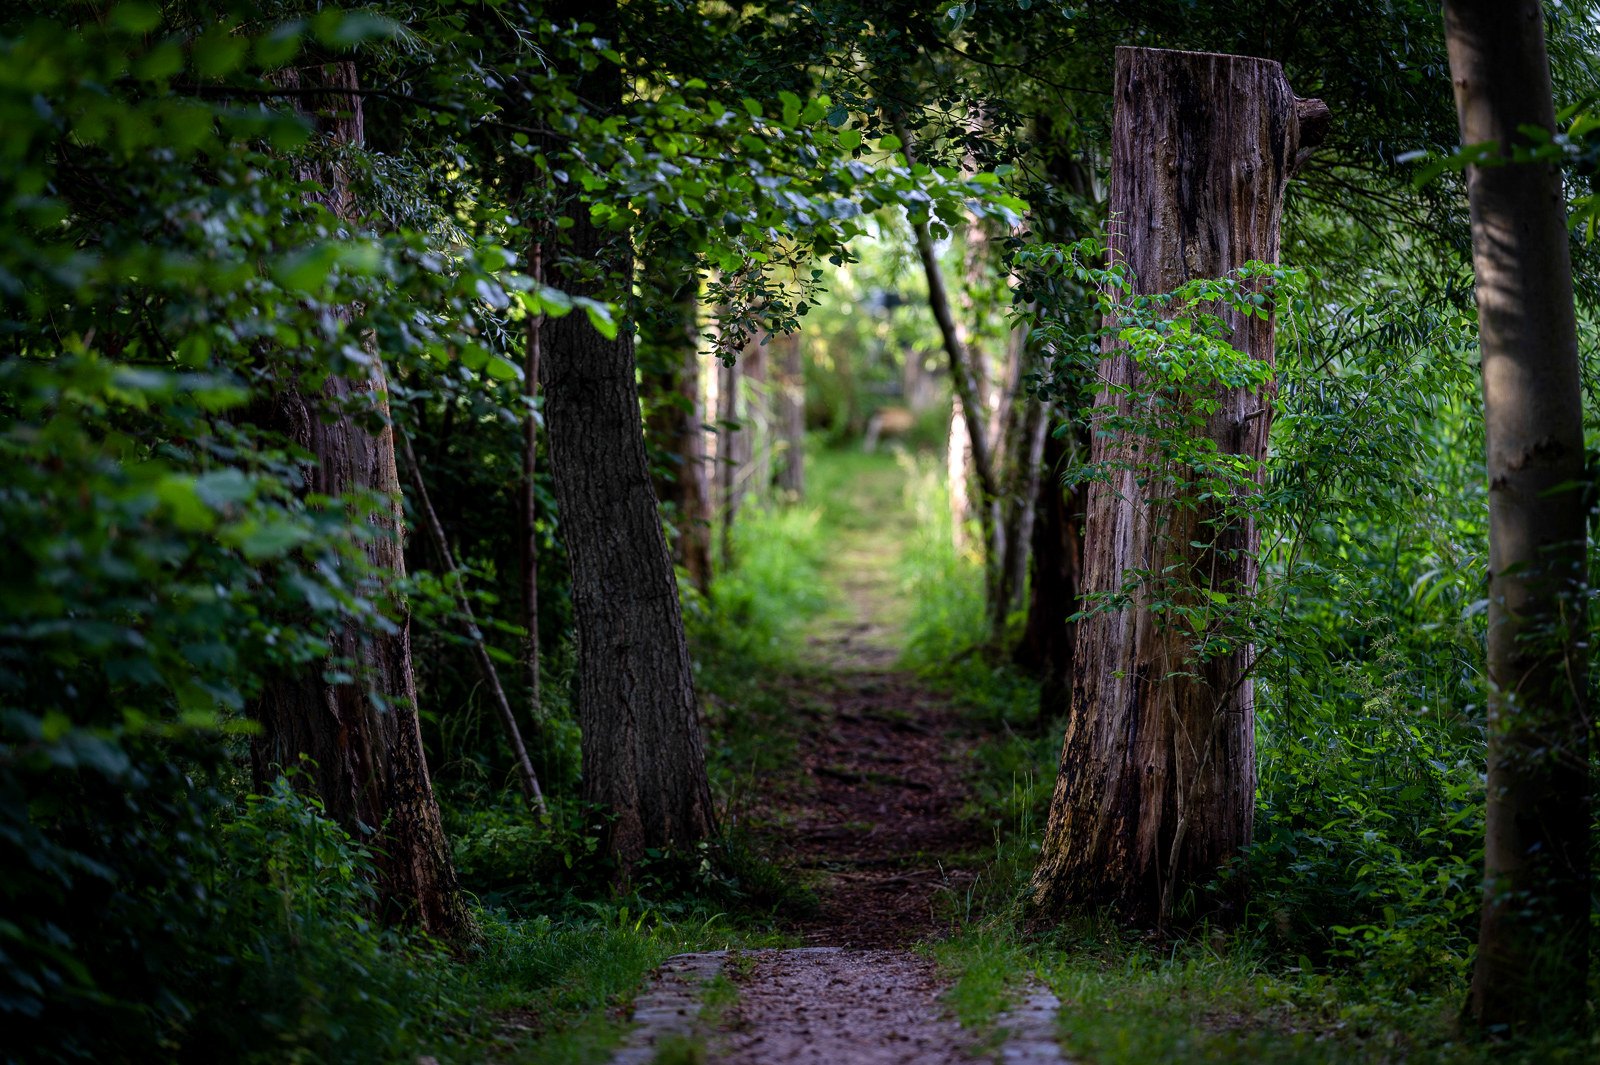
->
[431,913,786,1065]
[927,918,1600,1065]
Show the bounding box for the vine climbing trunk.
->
[249,61,471,939]
[1030,47,1327,927]
[1443,0,1591,1032]
[541,0,716,869]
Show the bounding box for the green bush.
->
[183,776,468,1065]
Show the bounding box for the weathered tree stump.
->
[1031,46,1326,926]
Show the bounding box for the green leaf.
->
[192,25,248,78]
[313,10,400,47]
[221,520,313,561]
[484,355,520,381]
[272,245,339,293]
[109,1,163,33]
[836,129,862,150]
[578,298,619,339]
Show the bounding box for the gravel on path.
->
[712,947,973,1065]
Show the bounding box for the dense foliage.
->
[3,0,1599,1061]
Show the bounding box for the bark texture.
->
[543,210,716,869]
[1443,0,1591,1030]
[250,61,470,938]
[1031,47,1322,926]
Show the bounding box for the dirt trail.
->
[715,948,970,1064]
[701,454,1007,1062]
[754,455,989,947]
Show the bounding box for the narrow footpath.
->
[614,453,1061,1064]
[757,453,989,948]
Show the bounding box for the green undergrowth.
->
[930,916,1600,1065]
[686,479,833,817]
[205,785,794,1065]
[449,912,781,1065]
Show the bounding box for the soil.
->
[741,457,992,948]
[757,668,988,947]
[713,948,972,1065]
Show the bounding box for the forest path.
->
[693,451,1017,1063]
[775,449,989,946]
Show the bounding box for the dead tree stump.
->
[1031,46,1327,926]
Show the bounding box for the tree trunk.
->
[250,61,471,939]
[543,198,716,873]
[1031,47,1323,927]
[716,351,745,568]
[742,332,771,506]
[1004,394,1048,606]
[775,329,805,498]
[522,241,545,717]
[1015,417,1085,725]
[947,397,971,554]
[1443,0,1591,1030]
[646,283,713,595]
[990,336,1047,647]
[400,431,546,815]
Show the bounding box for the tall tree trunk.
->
[742,331,771,505]
[1030,47,1324,927]
[897,123,1000,510]
[947,397,972,554]
[990,335,1047,647]
[1015,418,1085,725]
[913,215,1003,593]
[250,61,470,938]
[1444,0,1591,1030]
[400,432,546,815]
[775,329,805,498]
[542,1,716,866]
[716,352,745,568]
[522,241,545,718]
[999,389,1048,617]
[646,283,713,595]
[543,202,717,867]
